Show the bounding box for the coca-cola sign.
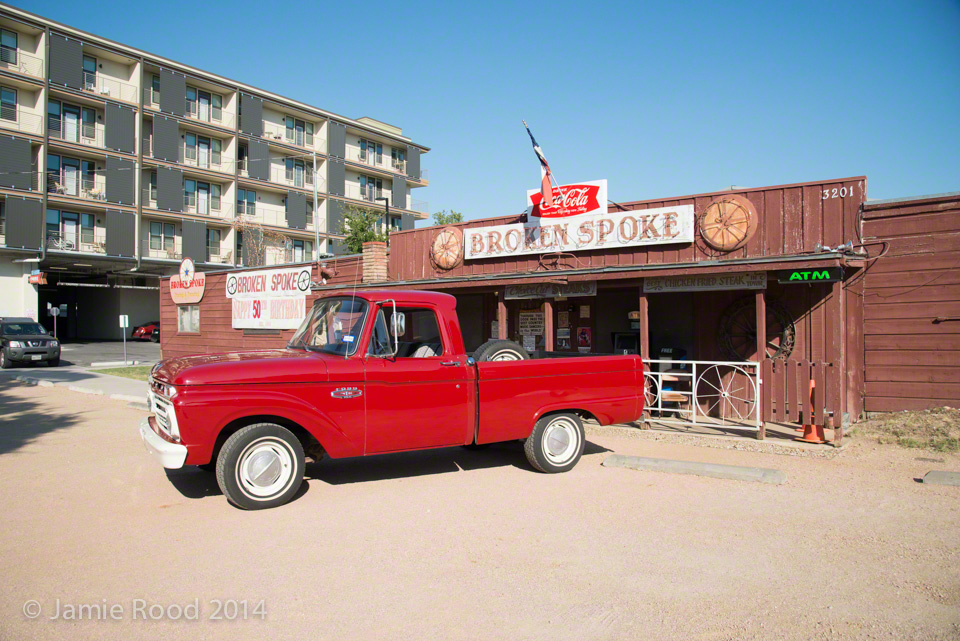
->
[527,180,607,219]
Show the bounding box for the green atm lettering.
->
[789,270,830,281]
[812,270,829,280]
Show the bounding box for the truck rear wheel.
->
[216,423,305,510]
[524,412,585,473]
[473,339,529,362]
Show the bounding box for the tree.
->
[338,204,389,254]
[432,210,464,225]
[232,216,289,267]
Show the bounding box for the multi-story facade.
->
[0,4,428,337]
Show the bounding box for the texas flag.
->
[523,120,553,207]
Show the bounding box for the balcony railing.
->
[142,237,182,261]
[186,99,236,129]
[262,120,323,150]
[0,47,43,79]
[236,202,288,228]
[344,181,389,204]
[82,71,138,103]
[48,115,105,149]
[0,107,43,135]
[409,198,428,213]
[45,229,107,255]
[47,170,107,202]
[206,243,234,265]
[141,189,233,218]
[269,164,320,190]
[179,144,229,173]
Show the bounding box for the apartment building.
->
[0,4,429,338]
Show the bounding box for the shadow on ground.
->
[0,382,81,456]
[164,440,611,500]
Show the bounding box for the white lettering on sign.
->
[465,205,694,260]
[518,312,545,336]
[505,282,597,300]
[644,272,767,293]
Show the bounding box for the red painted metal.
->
[152,290,645,466]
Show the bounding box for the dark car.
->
[0,317,61,369]
[132,321,160,342]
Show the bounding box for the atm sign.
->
[776,267,843,284]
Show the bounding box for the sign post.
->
[48,305,60,339]
[119,315,129,365]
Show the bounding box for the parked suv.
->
[0,317,61,369]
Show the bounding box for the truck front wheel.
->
[216,423,305,510]
[524,413,585,473]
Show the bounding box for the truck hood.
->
[155,349,328,386]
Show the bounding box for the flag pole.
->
[522,120,568,205]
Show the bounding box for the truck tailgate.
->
[475,355,643,444]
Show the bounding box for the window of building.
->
[292,239,312,262]
[185,133,196,161]
[82,55,97,91]
[0,86,15,121]
[45,208,59,241]
[238,143,248,172]
[207,228,221,258]
[150,221,176,253]
[285,158,310,187]
[211,138,221,166]
[389,215,402,232]
[47,100,60,136]
[360,175,382,201]
[211,184,221,211]
[80,213,94,244]
[0,201,4,237]
[237,189,256,216]
[150,74,160,103]
[149,171,157,201]
[185,179,196,207]
[0,29,17,65]
[81,106,96,139]
[284,116,313,146]
[44,209,94,249]
[177,305,199,333]
[236,231,243,264]
[307,200,314,227]
[391,147,405,170]
[212,94,222,121]
[360,139,382,164]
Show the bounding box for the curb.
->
[922,471,960,487]
[603,454,787,485]
[89,360,142,368]
[12,375,146,405]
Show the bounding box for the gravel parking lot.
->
[2,382,959,641]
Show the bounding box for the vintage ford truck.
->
[139,290,644,509]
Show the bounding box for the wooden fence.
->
[761,359,842,430]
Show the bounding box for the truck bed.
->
[475,354,644,444]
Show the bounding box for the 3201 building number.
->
[822,187,854,200]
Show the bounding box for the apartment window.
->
[185,133,197,161]
[0,86,15,121]
[47,100,61,137]
[207,228,221,257]
[291,239,312,262]
[151,74,160,104]
[82,55,97,91]
[45,209,59,242]
[81,160,96,194]
[0,201,4,237]
[284,117,312,146]
[177,305,199,333]
[285,158,309,187]
[43,209,93,249]
[211,139,221,166]
[150,221,176,253]
[211,184,221,211]
[360,175,382,201]
[211,94,222,121]
[46,154,60,192]
[389,215,402,232]
[185,179,196,207]
[80,213,95,244]
[238,144,248,172]
[236,231,243,264]
[81,107,96,139]
[0,29,17,65]
[306,200,313,227]
[237,189,256,216]
[360,139,382,164]
[149,171,157,201]
[391,147,405,170]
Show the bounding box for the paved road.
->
[57,340,161,367]
[2,384,959,640]
[0,362,147,400]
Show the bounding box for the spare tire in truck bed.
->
[473,339,530,362]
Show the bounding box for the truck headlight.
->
[7,341,22,348]
[49,341,59,348]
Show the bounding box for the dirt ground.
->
[2,382,959,641]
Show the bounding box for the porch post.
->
[756,287,767,440]
[638,284,650,361]
[497,290,507,340]
[543,298,554,352]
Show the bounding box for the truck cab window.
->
[397,307,443,358]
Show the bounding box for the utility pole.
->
[312,151,319,260]
[375,196,390,240]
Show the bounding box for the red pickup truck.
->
[139,290,644,509]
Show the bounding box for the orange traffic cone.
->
[795,378,814,432]
[796,378,825,444]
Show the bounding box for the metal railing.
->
[269,164,318,189]
[391,158,406,173]
[409,198,428,213]
[0,47,43,78]
[237,202,287,227]
[82,71,138,103]
[141,189,232,218]
[47,170,108,201]
[144,87,159,107]
[261,120,322,150]
[141,237,182,261]
[206,243,234,265]
[344,181,388,204]
[45,229,107,254]
[641,359,761,433]
[0,107,43,135]
[48,115,105,149]
[179,143,229,173]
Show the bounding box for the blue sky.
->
[20,0,960,222]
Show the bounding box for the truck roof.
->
[315,290,457,307]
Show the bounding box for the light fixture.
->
[73,263,93,267]
[47,266,68,270]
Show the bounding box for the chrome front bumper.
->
[138,417,187,469]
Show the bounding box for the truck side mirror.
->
[391,311,405,338]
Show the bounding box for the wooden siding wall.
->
[862,195,960,412]
[159,257,363,360]
[388,178,866,281]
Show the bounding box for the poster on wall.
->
[518,312,545,336]
[490,320,499,339]
[522,335,536,352]
[226,266,312,330]
[579,305,590,319]
[557,327,571,339]
[577,327,592,354]
[558,311,569,328]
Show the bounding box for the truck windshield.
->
[2,323,48,336]
[288,297,368,356]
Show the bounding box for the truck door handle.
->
[441,361,461,366]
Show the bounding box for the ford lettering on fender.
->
[139,291,645,510]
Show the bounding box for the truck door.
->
[364,305,474,454]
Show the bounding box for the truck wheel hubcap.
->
[236,438,294,499]
[490,349,521,361]
[543,417,579,465]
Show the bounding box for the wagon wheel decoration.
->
[430,226,464,271]
[643,372,661,412]
[718,296,796,361]
[698,195,758,252]
[696,364,758,424]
